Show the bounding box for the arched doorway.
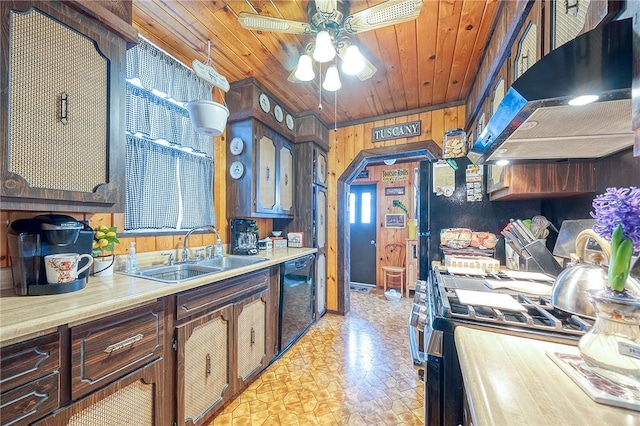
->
[334,141,440,314]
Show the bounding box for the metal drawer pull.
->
[250,327,255,346]
[104,334,144,353]
[206,353,211,377]
[60,92,69,125]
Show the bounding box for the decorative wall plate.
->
[229,161,245,179]
[230,137,244,155]
[259,93,270,113]
[286,113,294,131]
[274,105,284,122]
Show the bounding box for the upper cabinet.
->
[512,9,540,81]
[487,161,596,201]
[226,119,295,218]
[0,1,136,213]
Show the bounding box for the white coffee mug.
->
[44,253,93,284]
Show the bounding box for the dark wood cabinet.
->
[0,333,61,425]
[70,300,165,400]
[34,358,163,426]
[0,1,133,213]
[487,161,596,200]
[512,2,541,81]
[176,305,233,426]
[173,268,275,424]
[274,142,328,316]
[226,119,294,218]
[233,290,268,389]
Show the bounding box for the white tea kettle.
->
[550,229,640,318]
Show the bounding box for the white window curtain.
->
[124,37,216,231]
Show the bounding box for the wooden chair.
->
[382,243,406,296]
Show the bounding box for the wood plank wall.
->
[325,105,465,311]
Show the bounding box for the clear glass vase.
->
[578,289,640,387]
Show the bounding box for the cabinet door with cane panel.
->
[0,1,128,212]
[34,358,163,426]
[176,305,233,426]
[234,290,268,390]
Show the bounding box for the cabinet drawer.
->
[0,332,60,394]
[70,301,164,400]
[0,372,59,425]
[176,269,269,321]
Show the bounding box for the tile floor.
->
[209,290,424,425]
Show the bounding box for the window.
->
[360,192,372,224]
[124,38,216,231]
[348,191,372,224]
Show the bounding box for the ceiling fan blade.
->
[343,0,423,34]
[238,12,312,35]
[355,55,377,81]
[337,42,377,81]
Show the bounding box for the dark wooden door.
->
[349,184,377,285]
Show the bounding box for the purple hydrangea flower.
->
[590,186,640,252]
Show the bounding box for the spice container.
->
[442,128,468,159]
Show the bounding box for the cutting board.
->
[455,289,526,311]
[501,270,555,282]
[485,279,552,296]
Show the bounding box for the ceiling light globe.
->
[313,31,336,63]
[322,65,341,91]
[294,54,315,82]
[342,45,365,75]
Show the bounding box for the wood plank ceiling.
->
[132,0,500,127]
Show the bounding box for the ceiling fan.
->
[238,0,423,82]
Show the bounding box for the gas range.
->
[432,269,592,343]
[409,266,594,426]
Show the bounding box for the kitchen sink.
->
[120,255,267,284]
[122,264,224,284]
[197,255,268,270]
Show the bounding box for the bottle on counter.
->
[127,242,138,272]
[214,238,223,258]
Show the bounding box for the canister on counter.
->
[442,128,468,159]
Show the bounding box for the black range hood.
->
[468,17,633,164]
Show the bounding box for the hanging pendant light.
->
[313,30,336,63]
[294,54,315,81]
[322,65,341,91]
[342,45,365,75]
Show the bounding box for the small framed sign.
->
[385,186,405,196]
[385,214,406,228]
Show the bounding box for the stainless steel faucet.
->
[182,226,221,262]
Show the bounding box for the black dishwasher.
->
[279,254,315,352]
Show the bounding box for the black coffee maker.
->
[230,218,258,255]
[8,214,93,295]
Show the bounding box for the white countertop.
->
[0,248,316,345]
[455,326,640,426]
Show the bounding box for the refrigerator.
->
[418,158,542,279]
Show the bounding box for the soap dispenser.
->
[127,242,138,272]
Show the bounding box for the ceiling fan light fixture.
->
[313,30,336,63]
[341,44,365,75]
[322,65,341,91]
[295,54,315,81]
